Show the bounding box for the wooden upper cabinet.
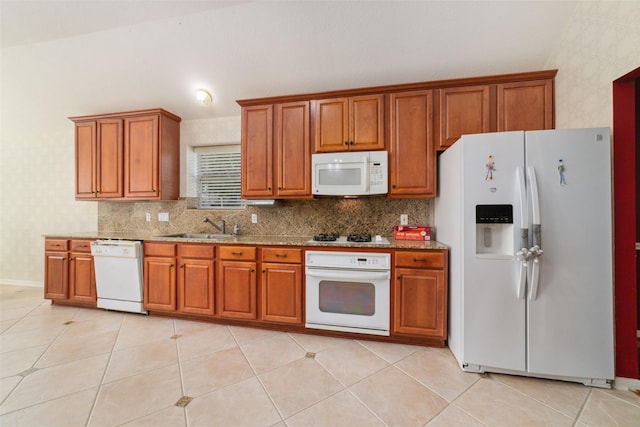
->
[241,105,274,198]
[276,101,311,198]
[314,94,384,152]
[497,79,553,132]
[71,109,180,201]
[75,121,97,199]
[96,119,124,198]
[388,90,436,198]
[124,115,159,198]
[437,85,491,150]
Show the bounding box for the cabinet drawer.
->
[70,240,92,253]
[395,251,445,269]
[178,244,215,259]
[261,247,302,263]
[219,246,256,261]
[144,242,177,257]
[45,239,68,251]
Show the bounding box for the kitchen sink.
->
[156,233,235,240]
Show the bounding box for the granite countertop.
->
[43,231,448,251]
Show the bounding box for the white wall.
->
[545,1,640,128]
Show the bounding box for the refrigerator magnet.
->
[558,159,567,186]
[485,155,496,181]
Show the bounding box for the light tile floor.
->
[1,284,639,426]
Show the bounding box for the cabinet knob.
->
[170,263,174,267]
[250,268,255,273]
[69,257,74,261]
[397,275,402,280]
[179,264,184,268]
[344,141,349,145]
[153,189,157,193]
[267,186,272,191]
[278,186,282,190]
[349,141,354,145]
[262,269,266,273]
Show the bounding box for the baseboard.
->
[0,279,43,288]
[614,376,640,391]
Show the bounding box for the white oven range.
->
[305,250,391,336]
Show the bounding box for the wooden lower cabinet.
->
[217,246,257,320]
[144,242,216,314]
[44,239,96,305]
[393,250,448,341]
[260,247,303,325]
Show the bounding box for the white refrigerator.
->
[435,128,614,387]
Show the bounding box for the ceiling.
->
[0,0,578,133]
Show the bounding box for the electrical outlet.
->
[251,214,258,224]
[145,213,151,222]
[158,212,169,222]
[400,214,408,225]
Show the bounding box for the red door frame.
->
[613,66,639,379]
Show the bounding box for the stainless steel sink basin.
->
[157,233,235,240]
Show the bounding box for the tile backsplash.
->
[98,197,433,238]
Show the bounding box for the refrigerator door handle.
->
[527,166,541,247]
[528,246,543,300]
[516,248,529,299]
[516,167,529,249]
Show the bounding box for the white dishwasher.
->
[91,240,147,314]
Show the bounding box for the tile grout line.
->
[84,311,127,427]
[0,301,76,410]
[172,318,191,427]
[573,387,592,427]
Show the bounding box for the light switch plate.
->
[400,214,408,225]
[251,214,258,224]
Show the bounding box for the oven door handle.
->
[306,270,390,280]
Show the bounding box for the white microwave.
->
[312,151,388,196]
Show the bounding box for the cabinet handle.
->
[52,244,61,247]
[232,251,243,256]
[275,253,287,258]
[413,258,427,263]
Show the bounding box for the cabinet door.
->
[241,105,274,198]
[276,101,311,197]
[497,79,553,132]
[178,258,214,315]
[96,118,123,198]
[350,94,385,151]
[69,253,96,303]
[438,85,491,150]
[124,115,159,199]
[75,122,97,199]
[388,90,436,197]
[313,98,349,152]
[144,257,176,311]
[217,261,257,320]
[394,268,446,339]
[261,263,302,324]
[44,251,69,299]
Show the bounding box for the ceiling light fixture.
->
[195,89,212,106]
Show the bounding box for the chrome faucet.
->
[203,217,225,234]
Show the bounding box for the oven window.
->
[318,280,375,316]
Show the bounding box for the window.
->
[196,145,245,209]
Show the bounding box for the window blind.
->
[197,149,244,209]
